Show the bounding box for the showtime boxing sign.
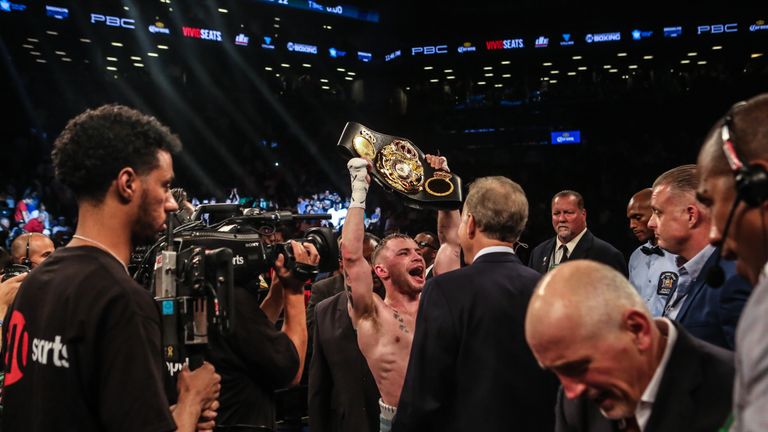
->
[585,32,621,43]
[287,42,318,54]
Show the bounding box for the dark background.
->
[1,0,767,260]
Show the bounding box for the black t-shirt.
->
[2,246,175,432]
[206,286,299,429]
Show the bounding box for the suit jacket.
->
[555,322,735,432]
[308,291,380,432]
[393,252,559,432]
[529,230,628,276]
[306,273,345,338]
[672,249,752,350]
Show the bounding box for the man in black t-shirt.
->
[2,105,221,432]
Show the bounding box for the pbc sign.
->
[91,13,135,29]
[697,23,738,34]
[411,45,448,55]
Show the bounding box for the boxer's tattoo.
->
[343,268,354,306]
[393,309,409,334]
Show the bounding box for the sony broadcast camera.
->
[133,203,339,366]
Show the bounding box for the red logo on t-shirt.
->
[4,310,29,386]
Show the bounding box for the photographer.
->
[206,240,318,430]
[2,104,221,431]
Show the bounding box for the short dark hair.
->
[52,104,182,202]
[371,233,412,265]
[552,190,585,210]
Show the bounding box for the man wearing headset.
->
[0,233,56,331]
[10,232,55,269]
[697,94,768,431]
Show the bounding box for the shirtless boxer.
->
[341,158,426,432]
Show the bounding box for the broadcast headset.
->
[21,233,32,267]
[706,101,768,286]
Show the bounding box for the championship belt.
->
[337,122,463,210]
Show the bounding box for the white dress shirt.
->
[549,228,588,271]
[473,245,516,261]
[636,318,678,430]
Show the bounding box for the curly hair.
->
[52,104,182,202]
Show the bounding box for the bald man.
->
[413,232,438,271]
[526,260,734,432]
[1,233,53,332]
[10,232,55,269]
[626,189,678,317]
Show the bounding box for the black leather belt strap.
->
[337,122,463,210]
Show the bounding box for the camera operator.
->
[205,239,319,430]
[0,233,54,347]
[2,104,221,431]
[0,233,55,316]
[9,233,54,270]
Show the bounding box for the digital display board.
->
[551,131,581,145]
[256,0,379,23]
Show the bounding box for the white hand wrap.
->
[347,158,369,209]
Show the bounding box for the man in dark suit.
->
[526,260,734,432]
[308,290,381,432]
[393,176,559,432]
[647,164,751,350]
[529,190,627,276]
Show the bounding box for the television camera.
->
[133,204,338,367]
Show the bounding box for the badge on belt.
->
[657,271,678,296]
[337,122,463,210]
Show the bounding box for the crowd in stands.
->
[0,186,73,250]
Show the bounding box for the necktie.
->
[640,245,664,256]
[558,245,569,264]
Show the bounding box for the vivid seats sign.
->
[182,26,223,42]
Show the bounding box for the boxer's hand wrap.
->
[348,158,369,209]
